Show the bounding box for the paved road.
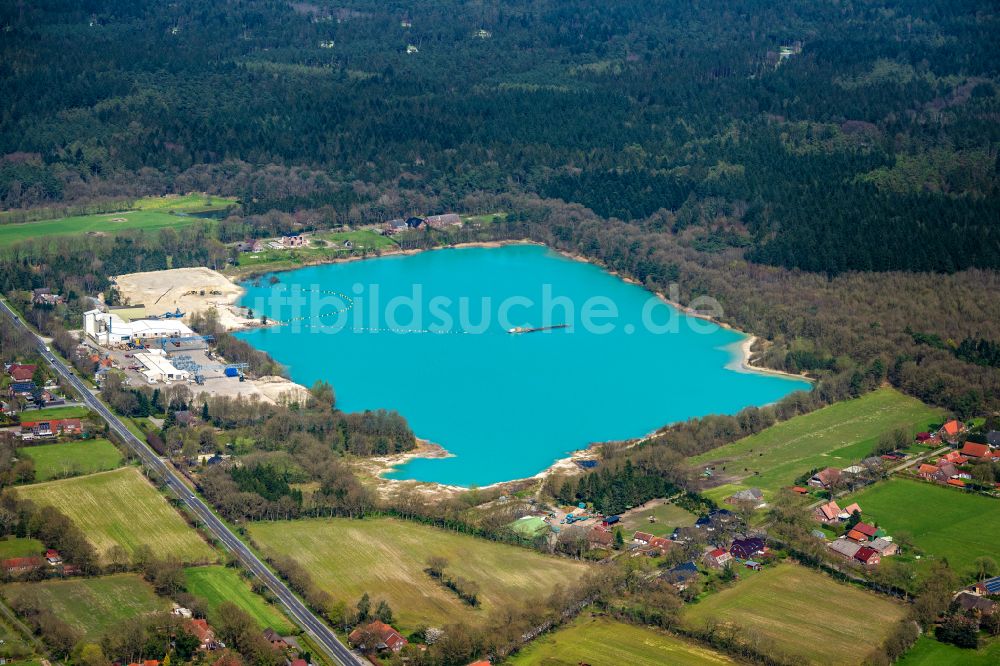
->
[0,299,361,666]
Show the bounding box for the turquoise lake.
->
[236,244,811,486]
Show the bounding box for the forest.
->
[1,0,998,273]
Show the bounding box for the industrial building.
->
[133,349,190,383]
[83,309,194,346]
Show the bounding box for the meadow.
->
[691,388,943,502]
[509,613,734,666]
[16,468,216,564]
[248,517,593,630]
[1,574,168,641]
[898,636,1000,665]
[230,230,397,276]
[0,194,235,247]
[842,478,1000,577]
[184,566,294,634]
[0,538,44,560]
[681,563,907,665]
[18,439,122,481]
[19,406,90,421]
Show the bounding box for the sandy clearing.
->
[113,266,254,332]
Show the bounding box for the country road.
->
[0,298,362,666]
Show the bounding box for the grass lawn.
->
[313,229,397,250]
[232,230,397,276]
[248,517,593,631]
[0,538,44,560]
[619,499,698,538]
[0,195,235,247]
[841,478,1000,578]
[18,439,123,481]
[681,563,907,665]
[184,566,294,634]
[19,405,91,421]
[16,468,216,564]
[692,388,943,503]
[898,636,1000,665]
[509,613,734,665]
[2,574,168,640]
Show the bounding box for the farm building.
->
[809,467,842,488]
[954,591,996,615]
[869,537,898,556]
[854,546,881,566]
[588,526,614,549]
[974,575,1000,595]
[960,442,992,459]
[730,537,766,560]
[727,487,765,507]
[424,213,463,229]
[815,500,842,523]
[829,538,862,560]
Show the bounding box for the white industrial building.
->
[133,350,190,383]
[83,309,194,346]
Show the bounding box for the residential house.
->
[727,488,765,507]
[424,213,463,229]
[869,537,898,556]
[7,364,36,382]
[974,575,1000,596]
[917,463,940,479]
[263,628,287,650]
[987,431,1000,448]
[842,503,861,517]
[815,500,842,523]
[348,620,408,653]
[8,381,35,397]
[854,546,881,567]
[382,219,407,235]
[954,591,997,615]
[662,561,699,590]
[45,549,62,565]
[174,410,198,427]
[632,531,653,546]
[405,216,424,229]
[187,618,219,650]
[940,420,965,443]
[829,538,862,560]
[587,526,614,549]
[2,557,43,575]
[32,288,64,306]
[704,547,733,569]
[809,467,842,489]
[960,442,992,459]
[932,461,960,484]
[941,450,968,465]
[281,233,306,248]
[647,536,673,555]
[730,537,766,560]
[19,418,82,439]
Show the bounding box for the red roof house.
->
[2,556,44,574]
[855,546,881,566]
[815,500,842,522]
[704,547,732,569]
[349,620,408,653]
[960,442,991,459]
[947,478,967,488]
[7,364,36,382]
[853,522,878,539]
[809,467,842,488]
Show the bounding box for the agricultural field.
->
[681,563,907,665]
[184,566,294,634]
[509,613,734,666]
[18,405,90,421]
[841,478,1000,577]
[619,499,698,538]
[898,636,1000,665]
[248,517,594,630]
[691,388,943,502]
[18,439,123,481]
[16,468,216,564]
[0,538,44,560]
[1,574,169,641]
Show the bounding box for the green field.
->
[18,439,123,481]
[841,478,1000,577]
[248,517,593,630]
[16,468,216,564]
[0,538,44,560]
[509,613,734,665]
[691,388,943,502]
[682,563,907,665]
[184,566,294,634]
[0,194,235,247]
[1,574,168,640]
[619,500,698,538]
[898,636,1000,665]
[19,405,90,421]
